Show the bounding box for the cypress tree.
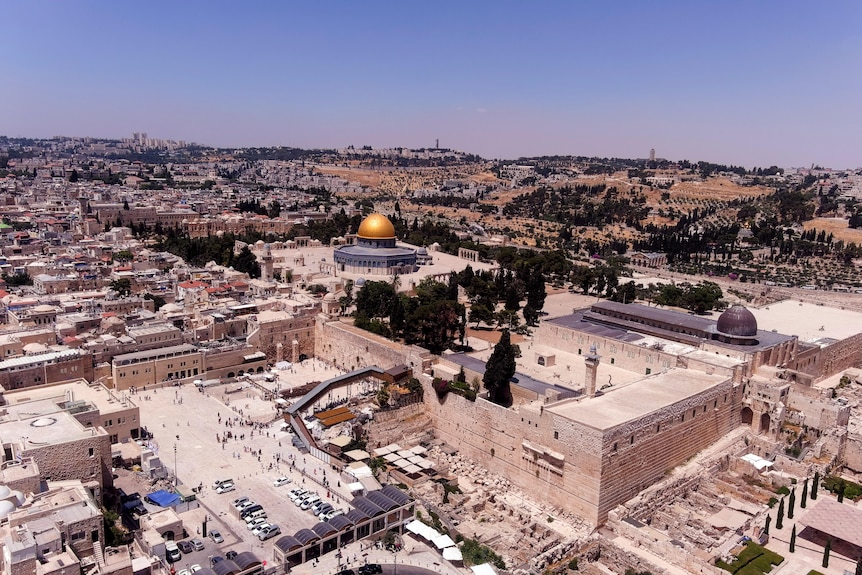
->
[838,481,846,503]
[823,538,831,568]
[776,498,785,530]
[789,524,796,552]
[763,514,771,535]
[812,471,820,500]
[801,478,808,508]
[483,329,515,406]
[788,488,796,519]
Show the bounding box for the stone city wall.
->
[420,374,606,524]
[420,373,738,526]
[843,432,862,473]
[315,318,430,374]
[785,392,850,430]
[597,378,737,521]
[819,332,862,379]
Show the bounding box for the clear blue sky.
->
[2,1,860,168]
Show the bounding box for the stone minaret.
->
[261,243,274,281]
[585,343,600,397]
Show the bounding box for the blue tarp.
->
[147,490,180,507]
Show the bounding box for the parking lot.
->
[127,359,355,560]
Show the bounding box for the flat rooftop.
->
[0,399,98,445]
[547,368,728,430]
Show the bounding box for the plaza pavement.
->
[132,358,464,575]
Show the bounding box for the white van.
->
[165,541,181,563]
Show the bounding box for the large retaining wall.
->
[420,372,738,526]
[819,332,862,379]
[315,316,431,373]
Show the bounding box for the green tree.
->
[776,497,784,529]
[355,281,397,319]
[113,249,134,262]
[144,293,166,311]
[763,514,771,535]
[469,297,495,328]
[123,199,130,210]
[837,481,846,503]
[110,278,132,297]
[812,471,820,500]
[789,524,796,552]
[801,478,808,508]
[376,386,390,407]
[788,488,795,519]
[232,246,261,278]
[483,329,516,406]
[69,169,79,183]
[822,538,831,568]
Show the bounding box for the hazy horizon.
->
[2,1,860,169]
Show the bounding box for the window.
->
[88,447,94,457]
[554,430,559,440]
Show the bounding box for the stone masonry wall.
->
[23,433,112,490]
[819,332,862,379]
[315,317,430,374]
[420,373,738,526]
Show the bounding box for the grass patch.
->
[822,475,862,500]
[715,542,784,575]
[806,571,825,575]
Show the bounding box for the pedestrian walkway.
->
[287,533,463,575]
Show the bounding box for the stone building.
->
[0,350,94,391]
[0,482,111,575]
[0,398,113,495]
[247,308,317,363]
[111,344,203,390]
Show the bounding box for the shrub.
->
[432,377,450,398]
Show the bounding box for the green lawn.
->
[715,542,784,575]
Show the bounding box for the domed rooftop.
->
[717,305,758,337]
[357,213,396,239]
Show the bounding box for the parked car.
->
[213,479,233,489]
[225,551,238,561]
[251,522,271,537]
[215,482,235,494]
[258,525,281,541]
[235,500,255,510]
[177,540,193,554]
[232,496,249,507]
[300,494,320,510]
[190,565,202,573]
[335,570,355,575]
[358,565,382,575]
[190,538,205,551]
[178,569,191,575]
[247,517,268,530]
[287,487,306,502]
[240,504,263,519]
[209,530,224,544]
[323,509,343,521]
[209,557,224,568]
[316,504,334,520]
[273,476,292,487]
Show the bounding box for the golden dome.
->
[357,213,396,239]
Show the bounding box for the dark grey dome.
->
[717,305,757,337]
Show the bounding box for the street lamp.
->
[174,444,178,486]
